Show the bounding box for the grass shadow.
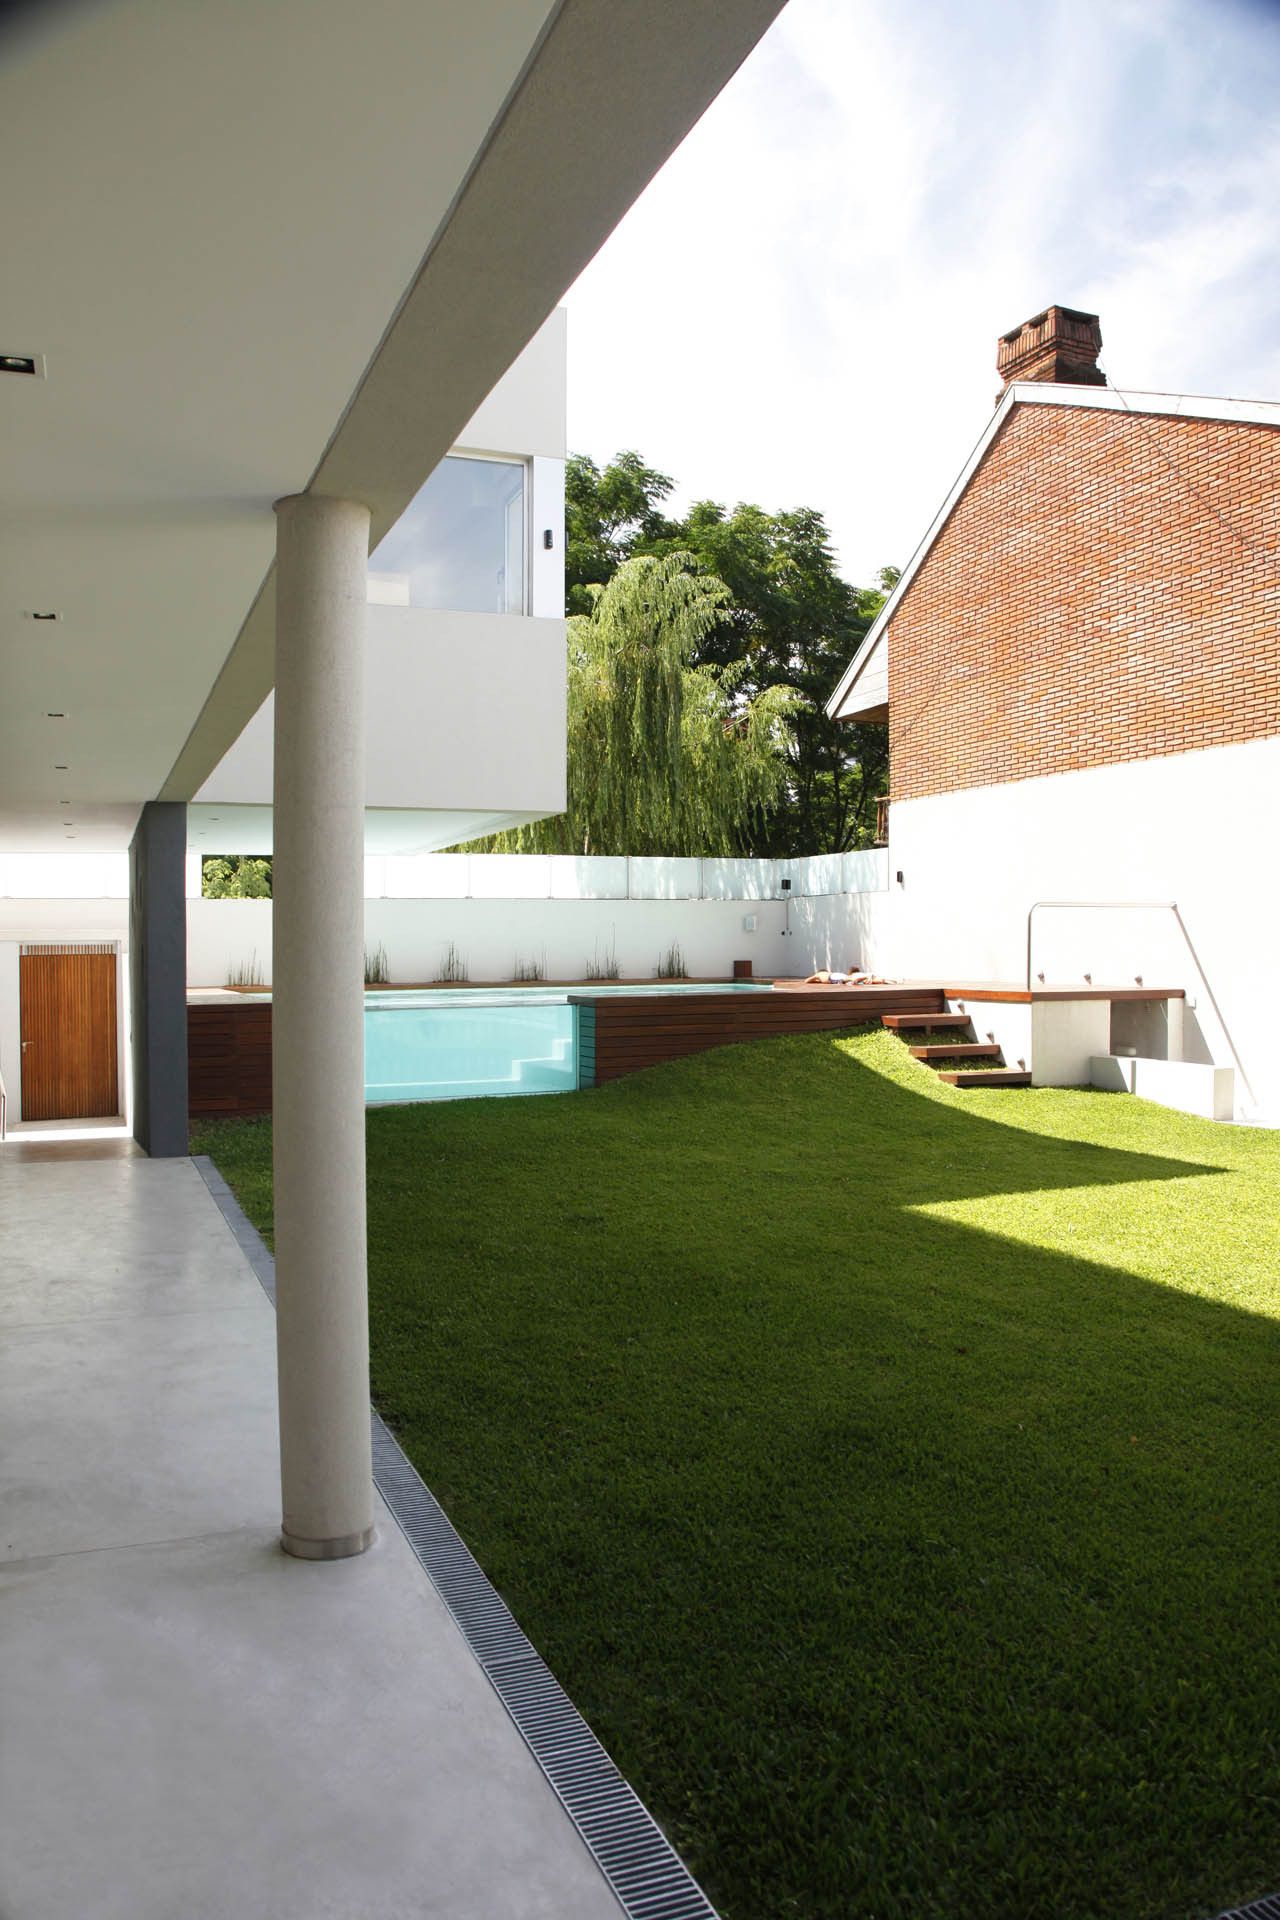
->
[194,1028,1280,1920]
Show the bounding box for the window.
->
[369,455,526,614]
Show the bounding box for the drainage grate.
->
[1212,1900,1280,1920]
[193,1154,720,1920]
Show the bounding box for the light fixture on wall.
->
[543,529,554,549]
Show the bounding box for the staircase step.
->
[911,1043,1002,1061]
[937,1069,1033,1088]
[883,1013,974,1032]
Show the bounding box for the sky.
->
[562,0,1280,587]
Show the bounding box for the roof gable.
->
[827,382,1280,722]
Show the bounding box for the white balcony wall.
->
[195,606,566,820]
[461,311,566,462]
[194,310,567,846]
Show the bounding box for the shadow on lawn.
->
[203,1036,1276,1920]
[356,1035,1277,1920]
[620,1023,1230,1205]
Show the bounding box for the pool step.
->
[512,1035,577,1090]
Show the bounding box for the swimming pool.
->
[363,983,773,1104]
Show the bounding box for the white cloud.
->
[563,0,1280,584]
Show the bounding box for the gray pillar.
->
[129,801,189,1157]
[272,493,375,1561]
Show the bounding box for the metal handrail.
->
[1025,898,1256,1105]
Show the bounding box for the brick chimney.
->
[996,305,1105,400]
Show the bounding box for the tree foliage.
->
[565,452,895,853]
[481,553,797,857]
[201,855,272,898]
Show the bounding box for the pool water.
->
[363,982,772,1104]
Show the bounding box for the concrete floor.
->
[0,1145,622,1920]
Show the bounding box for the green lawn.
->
[194,1028,1280,1920]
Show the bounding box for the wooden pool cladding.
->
[187,985,948,1121]
[572,987,946,1086]
[189,1000,273,1119]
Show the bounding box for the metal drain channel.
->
[194,1155,720,1920]
[1212,1900,1280,1920]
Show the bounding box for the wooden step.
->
[882,1013,973,1032]
[936,1069,1032,1088]
[910,1043,1002,1061]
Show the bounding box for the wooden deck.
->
[572,986,946,1086]
[188,984,949,1118]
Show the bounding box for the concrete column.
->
[272,493,375,1560]
[129,801,189,1157]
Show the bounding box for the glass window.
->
[369,455,526,614]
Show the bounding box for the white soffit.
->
[186,805,548,858]
[1,0,786,852]
[826,380,1280,723]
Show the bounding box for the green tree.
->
[565,451,680,615]
[480,553,797,856]
[201,855,272,898]
[565,453,895,852]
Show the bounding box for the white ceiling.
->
[1,0,786,855]
[0,0,559,852]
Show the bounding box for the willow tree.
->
[483,553,797,856]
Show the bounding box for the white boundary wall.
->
[0,856,890,1054]
[867,736,1279,1124]
[179,851,890,987]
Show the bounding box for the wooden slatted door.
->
[19,944,120,1120]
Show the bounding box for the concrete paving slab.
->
[0,1523,622,1920]
[0,1147,623,1920]
[0,1303,279,1560]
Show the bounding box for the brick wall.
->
[886,403,1280,800]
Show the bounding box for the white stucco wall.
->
[867,736,1280,1121]
[184,894,797,988]
[181,852,891,988]
[193,306,568,845]
[196,608,566,819]
[461,310,567,461]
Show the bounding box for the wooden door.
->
[19,945,120,1121]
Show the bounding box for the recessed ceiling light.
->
[24,610,61,622]
[46,711,65,719]
[54,763,68,770]
[1,353,44,377]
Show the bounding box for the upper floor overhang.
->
[0,0,787,853]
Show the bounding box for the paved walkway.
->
[0,1143,622,1920]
